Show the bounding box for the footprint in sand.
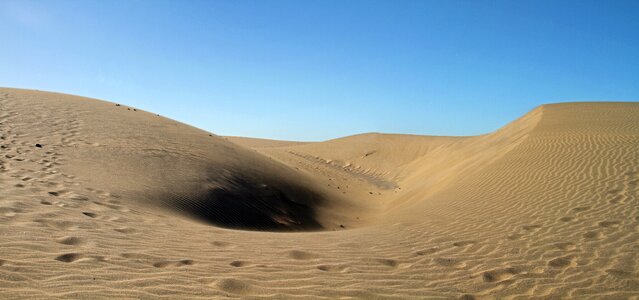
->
[522,224,542,231]
[114,227,135,234]
[435,257,465,268]
[548,256,574,268]
[211,241,232,248]
[215,278,256,295]
[598,220,621,228]
[316,264,349,272]
[365,258,399,268]
[287,250,319,260]
[583,231,603,240]
[553,242,576,251]
[481,267,520,283]
[453,240,477,247]
[572,206,590,213]
[55,253,83,263]
[507,233,524,240]
[82,212,97,218]
[56,236,84,245]
[230,260,249,267]
[153,259,194,268]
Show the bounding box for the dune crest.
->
[1,88,638,298]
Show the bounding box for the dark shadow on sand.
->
[167,173,325,231]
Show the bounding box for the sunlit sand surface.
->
[1,88,637,298]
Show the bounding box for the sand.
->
[1,87,637,299]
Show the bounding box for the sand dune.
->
[1,88,638,298]
[225,136,309,149]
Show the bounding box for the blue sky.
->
[1,0,638,141]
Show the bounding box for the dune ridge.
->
[1,88,638,298]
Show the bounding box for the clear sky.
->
[1,0,638,141]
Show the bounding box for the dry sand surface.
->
[1,87,638,299]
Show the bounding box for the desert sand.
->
[1,87,637,299]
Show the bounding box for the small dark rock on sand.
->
[35,144,43,148]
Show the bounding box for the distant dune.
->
[1,88,637,298]
[225,136,309,148]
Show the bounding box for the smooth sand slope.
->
[1,88,638,299]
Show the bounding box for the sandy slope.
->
[225,136,309,149]
[1,88,638,299]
